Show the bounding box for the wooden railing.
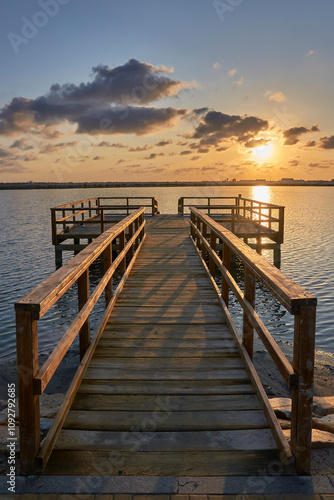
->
[189,207,316,475]
[51,196,158,245]
[15,208,146,474]
[178,196,284,243]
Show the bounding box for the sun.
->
[252,144,273,160]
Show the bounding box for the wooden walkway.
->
[44,215,285,476]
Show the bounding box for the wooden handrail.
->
[15,208,146,474]
[189,206,316,475]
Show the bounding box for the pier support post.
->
[243,268,255,361]
[104,243,113,306]
[291,305,316,475]
[16,311,40,475]
[55,248,62,268]
[78,269,90,359]
[274,245,281,268]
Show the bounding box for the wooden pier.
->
[51,195,284,266]
[16,202,316,479]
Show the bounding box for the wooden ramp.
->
[44,215,285,476]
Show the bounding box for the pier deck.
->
[44,215,285,476]
[16,207,316,478]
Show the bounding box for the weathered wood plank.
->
[78,380,255,395]
[71,393,261,411]
[102,324,232,339]
[44,449,282,476]
[88,357,244,369]
[83,366,248,381]
[55,428,276,451]
[63,410,269,431]
[93,346,239,357]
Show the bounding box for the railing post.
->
[208,197,211,216]
[16,310,40,475]
[202,223,207,260]
[196,217,201,249]
[190,211,196,239]
[291,305,316,475]
[209,230,216,278]
[178,197,184,215]
[128,221,134,260]
[51,209,57,246]
[119,230,126,275]
[88,200,92,218]
[77,269,90,360]
[153,197,158,215]
[100,208,105,233]
[104,243,113,306]
[243,267,255,360]
[278,206,285,244]
[222,243,231,307]
[231,208,235,233]
[134,216,139,250]
[62,209,66,232]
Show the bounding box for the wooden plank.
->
[63,410,269,431]
[83,367,249,381]
[88,357,244,369]
[55,428,276,452]
[78,380,255,395]
[102,324,232,339]
[44,449,282,476]
[93,347,239,357]
[71,393,261,411]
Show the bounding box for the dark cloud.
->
[180,150,192,155]
[0,60,189,137]
[216,146,229,152]
[197,147,210,153]
[93,156,104,160]
[40,141,78,154]
[319,135,334,149]
[156,139,173,146]
[308,162,330,169]
[305,140,316,148]
[97,141,127,148]
[76,107,186,135]
[23,154,37,162]
[144,152,164,160]
[0,148,10,157]
[288,159,299,167]
[192,111,268,147]
[283,125,319,145]
[129,144,152,152]
[47,59,191,106]
[191,156,200,161]
[10,138,34,150]
[244,138,269,148]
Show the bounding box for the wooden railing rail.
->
[51,197,158,246]
[178,196,284,243]
[15,208,146,474]
[189,206,316,475]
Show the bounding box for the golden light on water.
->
[252,185,271,203]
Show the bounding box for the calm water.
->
[0,186,333,360]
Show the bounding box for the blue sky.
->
[0,0,333,181]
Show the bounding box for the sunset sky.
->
[1,0,333,182]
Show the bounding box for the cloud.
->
[76,106,187,135]
[191,156,200,161]
[234,77,244,86]
[283,125,319,145]
[308,162,330,169]
[0,148,10,157]
[192,110,269,147]
[144,152,164,160]
[306,50,314,56]
[0,60,191,137]
[93,156,104,160]
[197,147,210,153]
[10,138,34,150]
[40,141,78,154]
[47,59,192,106]
[244,138,269,148]
[213,62,221,70]
[180,150,192,155]
[97,141,127,148]
[156,139,173,147]
[228,68,237,77]
[288,159,299,167]
[319,135,334,149]
[129,144,152,152]
[305,140,316,147]
[266,91,286,102]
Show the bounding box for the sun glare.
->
[252,144,273,160]
[252,185,270,203]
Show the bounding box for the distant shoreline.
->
[1,181,334,190]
